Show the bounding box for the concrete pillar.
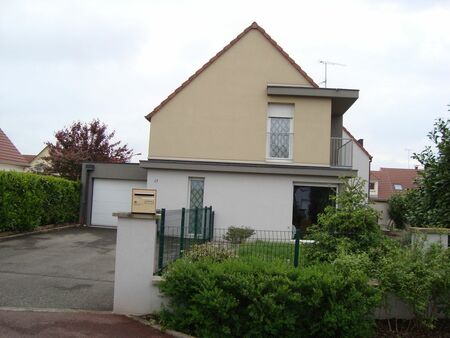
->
[112,212,164,315]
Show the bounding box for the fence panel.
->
[157,207,214,272]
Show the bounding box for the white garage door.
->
[91,178,147,227]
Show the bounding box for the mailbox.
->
[131,189,157,214]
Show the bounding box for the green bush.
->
[159,258,380,338]
[184,243,234,263]
[223,226,255,244]
[0,171,80,232]
[304,177,383,263]
[388,192,409,229]
[375,242,450,328]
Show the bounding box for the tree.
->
[406,117,450,228]
[45,120,133,180]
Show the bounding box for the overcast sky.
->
[1,0,449,169]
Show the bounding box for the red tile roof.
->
[342,126,372,160]
[370,167,419,201]
[0,128,29,166]
[22,154,36,163]
[145,22,318,121]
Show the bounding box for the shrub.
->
[0,171,80,232]
[184,243,234,263]
[375,243,450,328]
[223,226,255,244]
[159,257,380,338]
[304,177,383,263]
[388,192,409,229]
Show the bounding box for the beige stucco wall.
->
[0,163,27,171]
[27,146,50,172]
[372,200,390,229]
[148,29,332,166]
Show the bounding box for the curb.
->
[130,315,195,338]
[0,224,81,241]
[0,306,112,315]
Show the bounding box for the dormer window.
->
[393,184,403,191]
[267,103,293,160]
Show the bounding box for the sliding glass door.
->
[292,185,336,234]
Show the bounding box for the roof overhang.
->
[267,84,359,116]
[140,158,357,177]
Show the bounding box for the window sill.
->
[265,158,293,163]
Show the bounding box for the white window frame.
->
[266,103,294,161]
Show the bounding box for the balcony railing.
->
[330,137,353,167]
[266,132,293,159]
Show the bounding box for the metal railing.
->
[266,132,294,159]
[330,137,353,167]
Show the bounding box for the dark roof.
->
[342,126,372,160]
[0,128,29,166]
[145,22,318,121]
[370,167,419,201]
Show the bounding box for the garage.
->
[80,163,148,227]
[91,178,147,227]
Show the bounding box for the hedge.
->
[159,258,380,338]
[0,171,80,232]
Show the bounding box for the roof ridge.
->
[145,22,318,121]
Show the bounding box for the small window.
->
[369,182,375,190]
[267,103,294,160]
[393,184,403,191]
[188,177,205,234]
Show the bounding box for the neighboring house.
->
[342,127,372,195]
[80,22,372,230]
[24,145,50,173]
[370,167,419,228]
[0,128,29,171]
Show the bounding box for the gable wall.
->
[148,29,331,166]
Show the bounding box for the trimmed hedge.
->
[159,258,380,338]
[0,171,80,232]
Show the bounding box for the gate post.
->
[113,212,162,314]
[293,228,300,268]
[194,207,199,240]
[202,207,208,242]
[158,208,166,271]
[179,208,185,257]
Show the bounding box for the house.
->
[141,22,371,233]
[24,145,50,173]
[0,128,29,171]
[370,167,419,228]
[80,22,371,230]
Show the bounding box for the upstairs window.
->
[393,184,403,191]
[267,103,294,160]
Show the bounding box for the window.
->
[369,182,375,190]
[188,177,204,234]
[393,184,403,191]
[267,103,293,160]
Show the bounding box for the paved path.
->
[0,309,172,337]
[0,227,116,310]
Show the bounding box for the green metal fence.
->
[157,207,214,272]
[208,227,303,267]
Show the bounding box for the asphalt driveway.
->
[0,227,116,311]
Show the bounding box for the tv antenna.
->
[405,148,412,168]
[319,60,345,88]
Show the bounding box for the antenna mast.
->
[319,60,345,88]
